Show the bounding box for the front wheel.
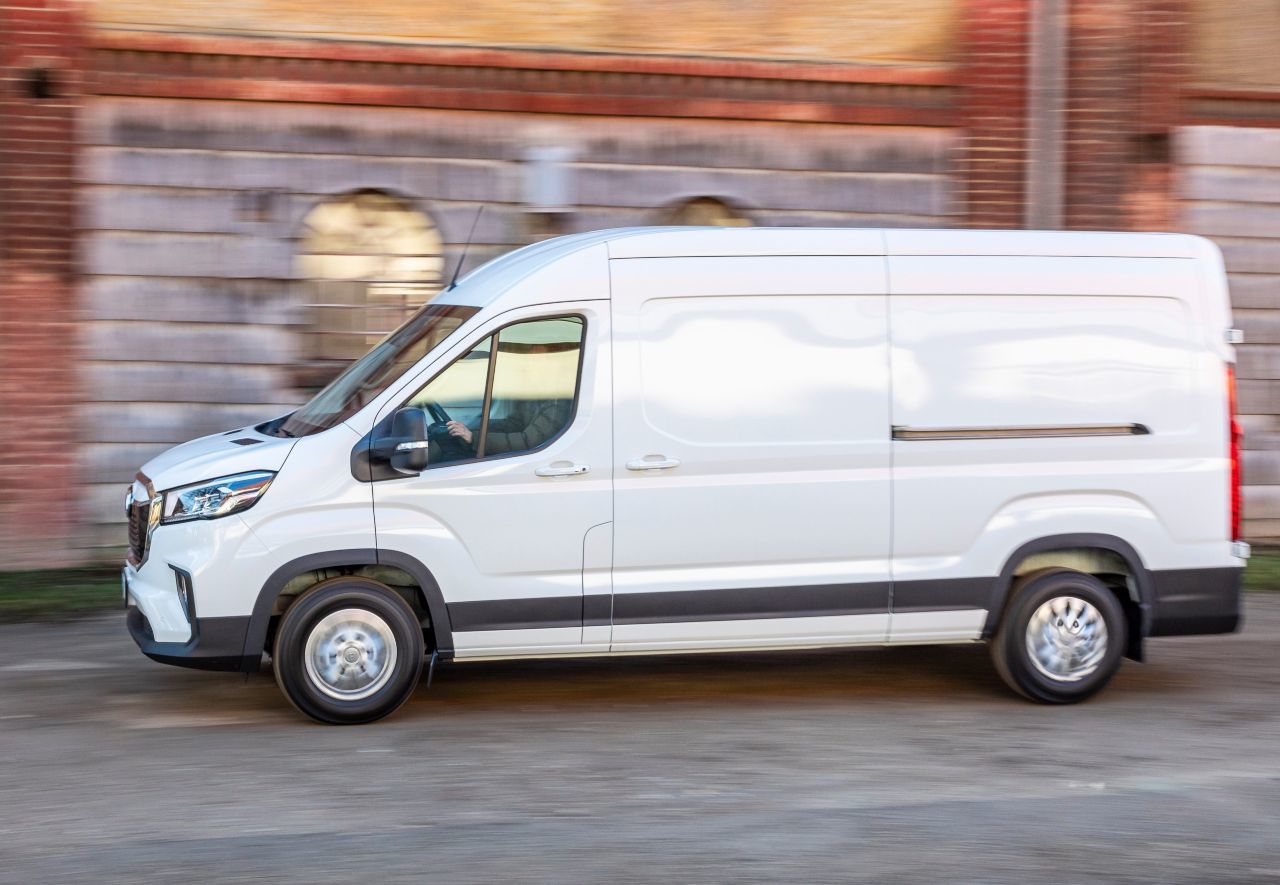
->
[991,568,1126,704]
[273,577,425,724]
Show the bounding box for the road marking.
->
[126,712,264,729]
[0,660,115,672]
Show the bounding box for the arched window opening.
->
[295,191,444,391]
[665,197,752,227]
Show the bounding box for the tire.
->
[991,568,1126,704]
[273,577,425,724]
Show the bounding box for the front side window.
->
[402,315,585,466]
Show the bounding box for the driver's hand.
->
[446,421,473,445]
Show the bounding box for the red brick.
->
[958,0,1030,228]
[0,0,85,567]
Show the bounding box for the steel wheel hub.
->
[304,608,398,701]
[1025,595,1109,683]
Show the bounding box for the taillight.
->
[1228,364,1242,540]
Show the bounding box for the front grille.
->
[126,480,154,566]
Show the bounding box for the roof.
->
[602,226,1214,260]
[462,226,1213,267]
[439,226,1219,308]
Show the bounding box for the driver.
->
[445,397,571,456]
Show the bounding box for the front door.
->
[370,301,612,658]
[608,256,893,651]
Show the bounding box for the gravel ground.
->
[1,598,1278,883]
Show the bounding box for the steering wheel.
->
[423,401,452,426]
[422,401,472,460]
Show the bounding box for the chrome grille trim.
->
[125,473,158,567]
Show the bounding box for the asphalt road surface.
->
[2,598,1279,884]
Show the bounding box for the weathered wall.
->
[1190,0,1280,90]
[0,0,86,569]
[79,96,959,555]
[90,0,959,65]
[1180,125,1280,541]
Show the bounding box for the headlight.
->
[161,471,275,524]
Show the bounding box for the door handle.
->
[535,463,590,477]
[625,456,681,471]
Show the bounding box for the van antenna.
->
[447,206,485,291]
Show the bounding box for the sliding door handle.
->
[625,456,680,471]
[535,463,590,477]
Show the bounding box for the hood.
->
[140,425,298,492]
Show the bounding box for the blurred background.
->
[1,0,1279,568]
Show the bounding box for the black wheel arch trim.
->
[241,548,454,672]
[982,532,1153,642]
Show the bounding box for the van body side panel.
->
[581,521,613,647]
[370,300,613,658]
[608,256,892,650]
[231,427,378,614]
[887,254,1236,640]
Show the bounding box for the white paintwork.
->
[887,255,1235,584]
[371,301,613,652]
[125,227,1242,671]
[887,609,989,644]
[606,226,883,258]
[453,627,585,658]
[581,521,612,647]
[138,424,294,492]
[608,613,890,652]
[609,256,892,649]
[883,228,1211,258]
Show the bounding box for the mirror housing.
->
[373,407,430,475]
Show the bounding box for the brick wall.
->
[958,0,1030,228]
[1062,0,1188,231]
[89,0,960,66]
[0,0,86,568]
[1061,0,1137,229]
[958,0,1189,231]
[9,1,1277,560]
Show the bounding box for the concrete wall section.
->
[79,96,959,555]
[1180,125,1280,541]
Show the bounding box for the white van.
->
[123,227,1247,723]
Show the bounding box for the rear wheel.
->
[991,568,1126,704]
[273,577,425,724]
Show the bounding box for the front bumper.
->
[127,605,256,672]
[124,556,258,673]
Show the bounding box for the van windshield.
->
[264,304,479,438]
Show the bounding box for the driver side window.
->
[405,315,585,466]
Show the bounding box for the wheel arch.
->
[241,548,454,671]
[983,533,1153,658]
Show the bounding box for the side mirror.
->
[378,407,430,475]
